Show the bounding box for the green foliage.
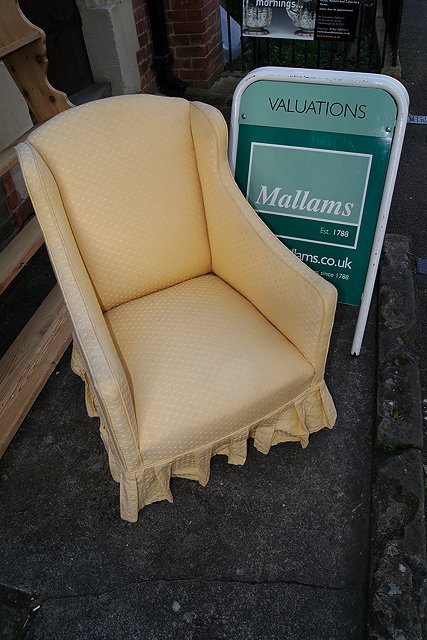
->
[381,442,410,454]
[382,442,401,453]
[391,406,407,421]
[400,332,415,349]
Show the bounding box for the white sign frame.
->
[229,66,409,355]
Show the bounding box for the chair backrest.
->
[25,94,212,311]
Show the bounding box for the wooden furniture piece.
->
[0,0,73,457]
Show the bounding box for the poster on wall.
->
[242,0,361,42]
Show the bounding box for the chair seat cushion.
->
[105,274,314,465]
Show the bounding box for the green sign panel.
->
[234,79,398,305]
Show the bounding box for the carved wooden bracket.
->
[0,0,73,122]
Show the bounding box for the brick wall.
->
[166,0,224,89]
[132,0,157,94]
[132,0,224,92]
[0,166,33,250]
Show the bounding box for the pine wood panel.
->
[0,0,36,51]
[0,1,74,453]
[0,31,39,58]
[4,38,73,122]
[0,216,44,294]
[0,285,72,458]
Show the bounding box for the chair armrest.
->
[190,102,337,382]
[16,142,143,472]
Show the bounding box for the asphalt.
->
[0,1,426,638]
[0,283,375,639]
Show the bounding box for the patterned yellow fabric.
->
[16,142,142,473]
[16,95,337,522]
[105,274,315,464]
[190,102,336,383]
[23,95,211,311]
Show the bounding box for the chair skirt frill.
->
[71,343,336,522]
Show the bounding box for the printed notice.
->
[242,0,360,43]
[314,0,361,41]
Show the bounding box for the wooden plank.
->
[0,216,44,294]
[0,146,19,177]
[0,284,72,458]
[0,0,38,51]
[0,31,39,58]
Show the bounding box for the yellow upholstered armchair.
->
[17,95,337,521]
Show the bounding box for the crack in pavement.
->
[23,577,364,604]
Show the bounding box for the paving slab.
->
[0,585,33,640]
[0,296,376,638]
[24,581,364,640]
[368,234,426,640]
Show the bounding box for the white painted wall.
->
[0,62,32,152]
[77,0,141,95]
